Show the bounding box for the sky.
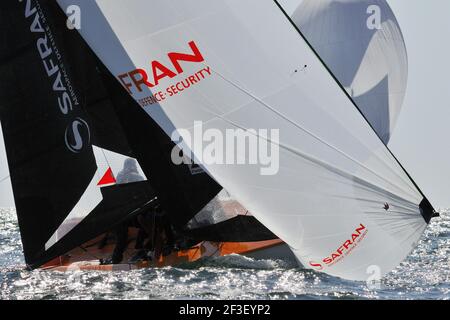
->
[1,0,450,208]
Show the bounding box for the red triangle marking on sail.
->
[97,167,116,186]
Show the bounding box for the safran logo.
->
[22,0,90,154]
[309,261,324,271]
[309,224,368,270]
[65,118,91,153]
[117,41,212,106]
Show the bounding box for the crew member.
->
[129,204,176,263]
[101,158,145,265]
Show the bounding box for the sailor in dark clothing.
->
[157,206,176,256]
[108,223,129,264]
[101,158,145,265]
[128,204,176,263]
[128,210,155,263]
[152,204,176,259]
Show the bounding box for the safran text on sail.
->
[117,41,212,107]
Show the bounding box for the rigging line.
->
[0,175,10,183]
[208,104,413,205]
[100,148,112,169]
[207,66,417,197]
[272,0,432,209]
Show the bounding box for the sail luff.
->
[273,0,432,213]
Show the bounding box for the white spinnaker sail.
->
[57,0,431,280]
[292,0,408,144]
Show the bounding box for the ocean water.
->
[0,207,449,300]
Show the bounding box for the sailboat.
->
[55,0,438,281]
[0,0,289,271]
[1,0,409,272]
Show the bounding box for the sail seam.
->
[206,66,417,198]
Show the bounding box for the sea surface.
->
[0,207,449,300]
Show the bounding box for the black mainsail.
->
[0,1,161,268]
[0,0,273,269]
[1,1,90,267]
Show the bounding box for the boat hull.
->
[42,229,293,271]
